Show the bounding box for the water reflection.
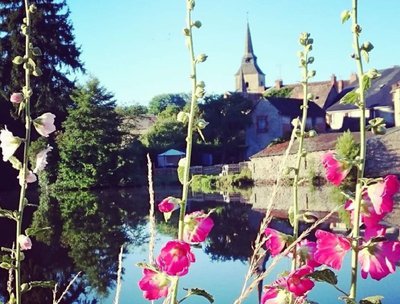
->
[0,184,399,303]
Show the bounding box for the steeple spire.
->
[245,22,254,57]
[235,21,265,94]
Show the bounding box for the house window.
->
[256,116,268,133]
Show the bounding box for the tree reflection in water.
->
[0,188,149,303]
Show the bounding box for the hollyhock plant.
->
[33,145,53,173]
[321,151,350,186]
[264,228,289,256]
[0,127,23,162]
[183,211,214,243]
[359,241,400,280]
[286,266,315,297]
[366,175,400,215]
[156,240,195,276]
[138,268,171,300]
[10,92,24,104]
[314,230,351,270]
[17,235,32,251]
[33,112,56,137]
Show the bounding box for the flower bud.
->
[372,125,386,135]
[196,119,209,129]
[366,68,381,79]
[17,234,32,251]
[12,56,24,65]
[195,86,205,98]
[10,93,24,104]
[31,47,42,56]
[362,41,374,52]
[197,80,205,88]
[308,130,318,138]
[307,56,314,64]
[183,28,190,36]
[177,111,189,123]
[307,93,314,100]
[29,4,37,13]
[308,70,316,78]
[196,53,207,63]
[192,20,202,28]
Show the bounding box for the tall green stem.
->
[349,0,366,300]
[170,2,198,303]
[15,1,32,303]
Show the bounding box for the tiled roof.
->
[250,132,364,158]
[327,66,400,112]
[286,81,337,109]
[266,97,326,118]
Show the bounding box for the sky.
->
[67,0,400,106]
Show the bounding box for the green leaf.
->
[12,56,24,65]
[361,49,369,63]
[340,91,359,105]
[339,296,356,304]
[25,227,51,237]
[307,269,338,285]
[341,10,351,23]
[361,74,372,91]
[0,208,17,221]
[31,47,42,56]
[181,288,214,303]
[0,262,14,270]
[359,296,384,304]
[20,280,56,293]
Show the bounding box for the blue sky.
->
[68,0,400,106]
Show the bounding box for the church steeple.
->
[235,22,265,94]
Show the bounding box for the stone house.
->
[326,66,400,130]
[245,97,326,158]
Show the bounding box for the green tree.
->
[263,87,293,98]
[141,105,186,153]
[56,78,121,189]
[148,93,188,115]
[200,93,252,163]
[0,0,83,120]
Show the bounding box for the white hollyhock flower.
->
[33,145,53,173]
[17,234,32,250]
[0,127,23,161]
[33,113,56,137]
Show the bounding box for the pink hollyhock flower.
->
[0,127,23,161]
[296,239,321,269]
[264,228,288,256]
[345,198,385,229]
[17,234,32,251]
[33,145,53,173]
[183,211,214,243]
[261,287,288,304]
[364,225,386,241]
[366,175,400,215]
[359,241,400,280]
[10,92,24,104]
[156,240,195,276]
[321,151,350,186]
[158,196,179,213]
[138,268,171,300]
[286,266,315,297]
[33,113,56,137]
[17,170,37,187]
[314,230,351,270]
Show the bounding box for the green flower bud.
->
[32,47,42,56]
[307,38,314,45]
[196,119,209,129]
[372,125,386,135]
[21,24,28,36]
[32,67,42,77]
[192,20,202,28]
[307,93,314,100]
[177,111,189,123]
[12,56,24,65]
[362,41,374,52]
[366,68,381,79]
[187,0,195,10]
[195,86,205,98]
[308,130,318,138]
[197,80,206,88]
[29,4,37,14]
[183,28,190,36]
[307,56,314,64]
[308,70,316,78]
[196,53,208,63]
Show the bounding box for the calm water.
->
[1,186,400,304]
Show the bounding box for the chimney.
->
[337,80,344,93]
[349,72,358,84]
[330,74,337,85]
[392,83,400,127]
[275,79,283,89]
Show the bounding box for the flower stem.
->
[15,1,32,304]
[170,2,198,303]
[349,0,366,300]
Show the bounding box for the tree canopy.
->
[148,93,188,115]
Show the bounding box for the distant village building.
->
[235,23,399,158]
